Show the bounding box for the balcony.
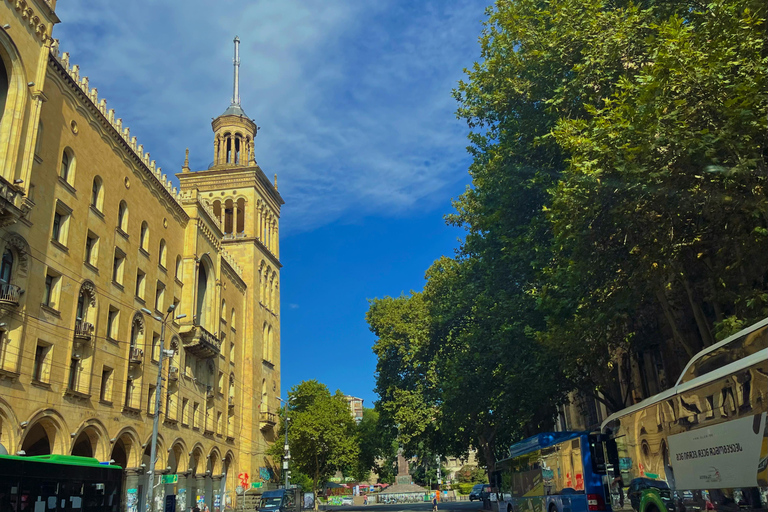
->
[0,283,21,307]
[206,386,214,399]
[179,324,221,359]
[228,396,234,411]
[260,409,277,429]
[73,320,94,344]
[128,347,144,366]
[168,366,179,381]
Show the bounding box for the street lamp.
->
[142,304,184,512]
[277,396,292,489]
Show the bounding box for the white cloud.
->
[53,0,487,235]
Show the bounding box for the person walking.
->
[363,494,368,506]
[432,496,438,512]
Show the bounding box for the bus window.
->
[589,434,607,474]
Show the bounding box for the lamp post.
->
[141,304,185,512]
[277,396,292,489]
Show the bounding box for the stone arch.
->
[70,418,110,461]
[223,450,237,497]
[189,443,205,475]
[0,30,29,183]
[19,409,69,456]
[110,426,141,468]
[76,280,97,323]
[207,446,223,476]
[167,438,188,474]
[0,396,19,455]
[141,433,166,472]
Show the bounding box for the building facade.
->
[0,2,283,510]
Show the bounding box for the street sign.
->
[161,475,178,484]
[251,482,263,489]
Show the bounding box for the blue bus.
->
[492,431,611,512]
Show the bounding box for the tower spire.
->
[232,36,240,105]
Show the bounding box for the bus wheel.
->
[507,505,513,512]
[645,505,660,512]
[549,504,558,512]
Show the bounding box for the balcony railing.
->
[128,347,143,365]
[179,324,221,359]
[0,283,21,306]
[260,409,277,429]
[73,320,94,342]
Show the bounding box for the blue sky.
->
[53,1,488,406]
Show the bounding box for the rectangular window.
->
[84,231,99,267]
[124,377,134,409]
[218,371,224,394]
[112,248,126,285]
[42,270,61,310]
[172,297,180,323]
[32,343,51,382]
[182,398,190,426]
[148,385,156,415]
[217,411,223,435]
[135,269,146,300]
[67,357,79,391]
[107,306,120,340]
[192,402,200,429]
[51,201,72,246]
[155,281,165,313]
[151,332,160,362]
[100,366,113,402]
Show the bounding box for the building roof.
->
[220,102,249,118]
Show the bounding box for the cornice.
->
[47,51,190,225]
[221,237,282,269]
[177,165,284,209]
[5,0,57,41]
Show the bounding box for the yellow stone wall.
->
[0,2,282,509]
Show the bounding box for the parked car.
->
[341,496,354,506]
[469,484,486,501]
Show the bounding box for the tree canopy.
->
[368,0,766,479]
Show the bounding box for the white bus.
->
[601,318,768,512]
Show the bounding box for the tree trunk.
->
[655,287,696,358]
[681,273,714,347]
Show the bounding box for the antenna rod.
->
[233,36,240,105]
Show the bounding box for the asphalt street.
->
[323,501,484,512]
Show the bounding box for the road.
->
[323,501,484,512]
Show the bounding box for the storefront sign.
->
[668,412,765,489]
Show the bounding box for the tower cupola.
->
[211,36,257,169]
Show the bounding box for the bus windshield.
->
[260,496,283,509]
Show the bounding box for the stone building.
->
[0,2,283,510]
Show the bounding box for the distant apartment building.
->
[343,395,364,423]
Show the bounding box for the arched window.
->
[117,201,128,232]
[196,259,210,328]
[236,198,246,233]
[140,222,149,251]
[0,248,12,284]
[158,239,167,268]
[175,255,182,279]
[268,325,274,362]
[75,282,96,335]
[0,58,8,124]
[225,133,232,164]
[231,308,236,329]
[60,148,75,185]
[91,176,103,211]
[262,322,268,361]
[221,299,226,320]
[130,314,144,350]
[234,135,241,164]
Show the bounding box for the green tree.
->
[271,380,359,503]
[455,465,487,484]
[352,408,396,482]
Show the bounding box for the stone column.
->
[175,472,188,512]
[212,475,223,512]
[124,468,142,512]
[196,475,207,510]
[233,205,239,235]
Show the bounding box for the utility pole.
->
[284,416,291,488]
[142,304,184,512]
